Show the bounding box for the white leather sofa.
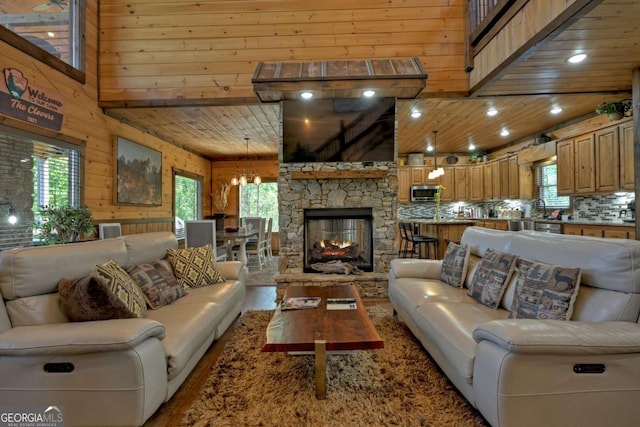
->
[390,226,640,427]
[0,231,246,426]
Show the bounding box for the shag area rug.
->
[181,307,489,427]
[245,256,279,287]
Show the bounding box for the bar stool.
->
[399,222,438,259]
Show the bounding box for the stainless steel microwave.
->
[410,185,439,202]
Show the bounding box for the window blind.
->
[534,161,570,209]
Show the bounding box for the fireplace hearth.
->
[304,208,373,273]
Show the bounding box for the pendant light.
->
[428,130,444,179]
[231,137,261,186]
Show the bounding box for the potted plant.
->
[595,101,626,121]
[34,205,96,244]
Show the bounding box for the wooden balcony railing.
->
[468,0,518,48]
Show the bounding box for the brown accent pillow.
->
[128,260,186,309]
[58,276,137,322]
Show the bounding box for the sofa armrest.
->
[473,319,640,355]
[0,318,166,356]
[216,261,244,281]
[390,258,443,280]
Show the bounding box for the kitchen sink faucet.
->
[532,198,547,218]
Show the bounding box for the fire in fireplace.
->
[303,208,373,272]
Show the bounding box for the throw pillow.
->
[166,244,225,289]
[58,275,139,321]
[92,260,147,318]
[439,242,470,288]
[128,260,186,309]
[510,259,581,320]
[467,248,517,309]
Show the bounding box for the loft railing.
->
[468,0,517,47]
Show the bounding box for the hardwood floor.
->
[143,286,391,426]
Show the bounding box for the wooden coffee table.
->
[261,285,384,398]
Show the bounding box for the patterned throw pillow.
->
[128,260,186,309]
[166,244,225,289]
[92,260,147,318]
[440,242,470,287]
[58,275,139,321]
[511,259,581,320]
[467,248,517,309]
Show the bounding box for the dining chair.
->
[264,217,274,263]
[236,217,266,269]
[185,220,228,261]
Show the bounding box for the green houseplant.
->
[595,101,626,121]
[35,205,96,244]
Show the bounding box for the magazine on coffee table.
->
[326,298,357,310]
[281,297,322,310]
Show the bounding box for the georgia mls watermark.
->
[0,406,63,427]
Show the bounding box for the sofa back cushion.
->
[121,231,178,268]
[0,238,127,300]
[462,227,640,322]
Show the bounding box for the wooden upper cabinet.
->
[439,168,455,202]
[619,120,634,190]
[595,126,619,193]
[508,155,519,198]
[483,163,494,200]
[410,167,426,185]
[557,139,575,195]
[469,164,484,201]
[574,133,596,194]
[491,160,501,199]
[398,166,411,203]
[454,167,469,201]
[499,158,510,198]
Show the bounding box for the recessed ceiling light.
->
[426,144,433,152]
[411,111,422,119]
[468,143,476,151]
[363,90,375,97]
[47,32,55,38]
[500,129,510,137]
[550,107,563,114]
[300,92,313,99]
[486,107,498,117]
[568,53,587,64]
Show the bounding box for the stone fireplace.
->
[277,162,398,298]
[304,207,374,273]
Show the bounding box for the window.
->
[173,170,202,240]
[239,182,278,232]
[0,0,85,79]
[0,125,83,250]
[535,162,570,209]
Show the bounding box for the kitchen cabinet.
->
[557,139,575,195]
[420,223,472,260]
[563,223,635,239]
[491,160,501,200]
[469,164,484,201]
[438,167,455,202]
[483,163,494,200]
[619,120,634,190]
[499,158,510,198]
[595,126,619,193]
[398,166,411,203]
[475,220,508,230]
[454,167,469,201]
[410,166,439,185]
[508,155,519,198]
[574,133,596,194]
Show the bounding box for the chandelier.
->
[427,130,444,180]
[231,137,261,186]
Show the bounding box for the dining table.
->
[217,229,258,267]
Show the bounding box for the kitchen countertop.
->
[399,217,636,227]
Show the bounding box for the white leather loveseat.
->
[390,226,640,427]
[0,231,246,426]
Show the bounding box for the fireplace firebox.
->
[303,208,374,273]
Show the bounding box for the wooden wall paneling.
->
[0,6,213,229]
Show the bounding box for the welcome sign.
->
[0,68,64,131]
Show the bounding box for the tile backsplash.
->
[398,192,635,221]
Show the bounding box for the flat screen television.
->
[282,97,396,163]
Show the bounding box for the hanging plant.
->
[595,101,627,121]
